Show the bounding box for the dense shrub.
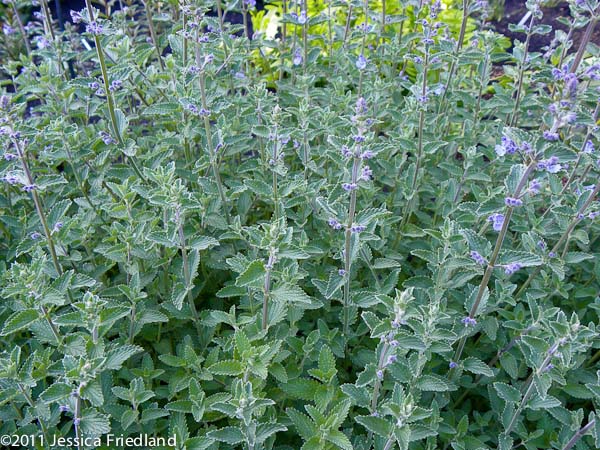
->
[1,0,600,449]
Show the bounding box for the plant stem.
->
[17,383,50,447]
[342,156,361,339]
[143,0,165,70]
[10,0,31,56]
[563,419,595,450]
[453,161,536,364]
[262,248,276,330]
[84,0,145,182]
[509,13,535,127]
[176,208,202,337]
[516,181,600,297]
[570,14,598,75]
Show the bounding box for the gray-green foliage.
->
[1,0,600,449]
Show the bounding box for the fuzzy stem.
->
[342,156,361,339]
[143,0,165,70]
[509,13,536,127]
[10,0,31,56]
[262,249,276,330]
[516,181,600,297]
[84,0,145,182]
[570,15,598,75]
[563,420,595,450]
[73,392,82,450]
[453,161,536,364]
[17,383,50,447]
[176,210,202,336]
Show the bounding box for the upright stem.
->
[196,52,230,223]
[13,140,62,277]
[176,209,202,336]
[563,419,595,450]
[516,181,600,297]
[143,0,165,70]
[10,0,31,56]
[84,0,145,181]
[570,15,598,75]
[453,161,536,364]
[262,249,276,330]
[509,14,535,127]
[18,383,50,447]
[73,393,82,450]
[342,156,361,338]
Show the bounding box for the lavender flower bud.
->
[503,263,522,275]
[30,231,42,240]
[342,182,358,192]
[356,54,367,71]
[293,48,303,66]
[470,250,486,265]
[376,369,384,380]
[504,197,523,207]
[487,213,505,232]
[449,361,458,369]
[461,316,477,327]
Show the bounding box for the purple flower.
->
[243,0,256,9]
[505,197,523,207]
[462,316,477,327]
[199,108,211,117]
[391,318,401,328]
[386,355,397,366]
[30,231,42,240]
[356,97,368,115]
[293,48,302,66]
[341,145,353,158]
[583,140,594,153]
[549,251,556,258]
[70,10,83,23]
[538,156,562,173]
[53,222,63,233]
[59,405,70,412]
[528,179,541,195]
[564,73,578,99]
[350,224,366,233]
[356,54,367,71]
[342,182,358,192]
[88,81,100,90]
[503,263,522,275]
[99,131,115,145]
[494,136,518,157]
[3,24,15,35]
[360,150,374,160]
[4,175,19,184]
[551,68,564,80]
[360,166,373,181]
[73,417,81,426]
[109,80,122,91]
[589,211,600,219]
[537,240,546,249]
[488,213,505,232]
[543,130,559,141]
[413,56,423,64]
[338,269,346,276]
[23,184,37,192]
[543,363,554,372]
[35,36,50,49]
[86,21,104,35]
[4,153,17,161]
[298,10,308,24]
[449,361,458,369]
[389,340,399,347]
[470,250,486,266]
[376,369,384,380]
[328,218,342,230]
[187,104,199,115]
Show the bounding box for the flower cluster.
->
[487,213,505,232]
[470,250,487,266]
[537,156,563,173]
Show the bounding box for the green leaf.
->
[318,345,336,376]
[271,284,312,304]
[143,102,180,116]
[463,357,494,377]
[416,375,456,392]
[1,309,39,336]
[355,415,392,438]
[114,108,128,138]
[208,426,245,444]
[208,360,243,376]
[287,408,317,441]
[103,345,143,370]
[235,260,265,287]
[40,383,72,403]
[256,422,287,443]
[494,382,521,403]
[189,235,220,250]
[80,409,111,435]
[325,430,353,450]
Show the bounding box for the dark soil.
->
[494,0,600,53]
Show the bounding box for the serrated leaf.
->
[271,284,312,304]
[40,383,72,403]
[416,375,456,392]
[80,409,111,435]
[287,408,317,441]
[355,415,392,437]
[235,260,265,287]
[104,345,143,370]
[463,357,494,377]
[494,382,521,403]
[208,360,243,376]
[143,102,180,115]
[207,426,245,444]
[1,309,39,336]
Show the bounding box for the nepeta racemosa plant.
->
[2,0,600,449]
